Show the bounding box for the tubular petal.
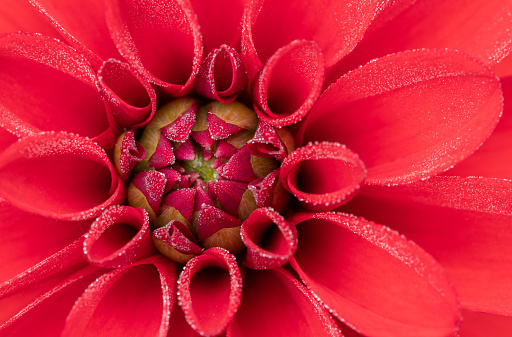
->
[84,206,155,268]
[0,33,118,148]
[299,49,503,185]
[0,132,124,221]
[280,142,366,211]
[98,59,157,129]
[105,0,203,97]
[252,40,324,127]
[178,248,242,336]
[241,0,381,80]
[342,176,512,315]
[63,256,176,337]
[241,208,297,270]
[290,212,460,337]
[227,268,341,337]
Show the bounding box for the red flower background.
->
[0,0,512,336]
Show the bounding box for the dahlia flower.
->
[1,0,511,336]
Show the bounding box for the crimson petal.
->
[458,309,512,337]
[290,212,460,337]
[342,176,512,315]
[0,132,124,221]
[299,49,503,185]
[178,248,242,336]
[63,256,176,337]
[0,0,58,37]
[252,40,324,127]
[105,0,203,97]
[227,268,341,337]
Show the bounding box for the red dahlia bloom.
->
[0,0,511,336]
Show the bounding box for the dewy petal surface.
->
[299,49,503,185]
[290,212,460,337]
[0,132,124,221]
[342,176,512,315]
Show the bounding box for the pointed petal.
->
[153,221,203,264]
[0,132,124,221]
[178,248,242,336]
[105,0,203,97]
[211,180,249,218]
[207,101,259,139]
[197,205,242,244]
[157,188,196,227]
[342,176,512,315]
[227,268,341,337]
[248,169,290,213]
[0,33,117,148]
[290,212,460,337]
[252,40,324,127]
[299,49,503,185]
[63,256,176,337]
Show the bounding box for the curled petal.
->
[178,248,242,336]
[63,256,176,337]
[153,221,202,264]
[241,208,297,270]
[105,0,203,97]
[113,130,146,180]
[247,122,295,161]
[210,180,249,219]
[248,169,290,213]
[299,49,503,185]
[84,206,155,268]
[253,40,324,127]
[290,212,460,337]
[127,171,166,223]
[280,142,366,211]
[195,44,247,104]
[0,132,124,221]
[98,59,157,129]
[227,268,341,337]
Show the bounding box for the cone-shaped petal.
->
[114,130,146,180]
[157,188,196,227]
[227,268,341,337]
[105,0,203,96]
[248,121,294,161]
[211,180,249,218]
[290,212,460,337]
[299,49,503,185]
[127,170,166,223]
[342,176,512,315]
[84,206,155,268]
[253,40,324,127]
[197,205,242,244]
[63,256,176,337]
[153,221,202,264]
[178,248,242,336]
[248,169,290,213]
[0,132,124,221]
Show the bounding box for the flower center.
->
[180,145,219,183]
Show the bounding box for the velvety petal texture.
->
[299,49,503,185]
[290,212,460,337]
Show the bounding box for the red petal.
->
[84,206,155,268]
[160,188,197,224]
[0,0,58,37]
[299,49,503,185]
[178,248,242,336]
[290,212,460,337]
[195,44,247,104]
[0,33,117,148]
[247,121,288,161]
[30,0,122,68]
[105,0,203,97]
[458,309,512,337]
[0,127,18,152]
[342,176,512,315]
[227,268,341,337]
[208,112,244,140]
[211,180,249,218]
[252,40,324,127]
[128,170,166,222]
[153,222,203,264]
[241,208,297,270]
[241,0,381,80]
[114,130,146,180]
[63,256,176,337]
[197,205,242,244]
[99,59,157,129]
[220,146,258,182]
[0,132,124,221]
[280,142,366,211]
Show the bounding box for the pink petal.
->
[63,256,176,337]
[113,130,146,180]
[174,139,196,161]
[84,206,155,268]
[0,132,124,221]
[241,0,381,80]
[342,176,512,315]
[290,212,460,337]
[220,146,259,182]
[159,167,182,194]
[252,40,324,127]
[248,169,290,213]
[458,309,512,337]
[208,112,244,140]
[241,208,297,270]
[0,0,58,37]
[30,0,123,68]
[105,0,203,97]
[492,54,512,78]
[247,121,291,161]
[0,33,118,148]
[194,44,247,104]
[178,248,242,336]
[153,222,203,264]
[159,188,197,224]
[280,142,366,211]
[299,49,503,185]
[197,205,242,244]
[227,268,341,337]
[211,180,249,218]
[98,59,157,129]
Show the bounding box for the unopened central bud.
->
[180,145,219,183]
